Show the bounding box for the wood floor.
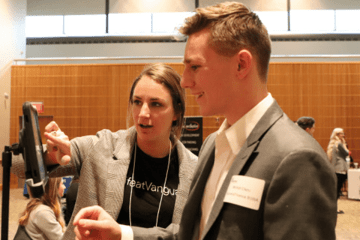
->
[1,188,359,240]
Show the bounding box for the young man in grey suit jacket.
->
[73,2,337,240]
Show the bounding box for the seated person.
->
[17,177,66,240]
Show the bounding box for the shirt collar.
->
[217,93,274,154]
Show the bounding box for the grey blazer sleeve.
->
[337,142,349,158]
[332,142,349,172]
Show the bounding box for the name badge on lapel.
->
[224,175,265,210]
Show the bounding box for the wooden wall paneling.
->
[107,66,121,132]
[10,67,25,145]
[267,62,360,163]
[200,116,223,142]
[10,62,360,189]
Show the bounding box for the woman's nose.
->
[139,103,150,118]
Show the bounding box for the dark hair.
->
[179,1,271,81]
[296,117,315,130]
[128,63,185,139]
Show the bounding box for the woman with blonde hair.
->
[17,177,66,240]
[326,128,349,214]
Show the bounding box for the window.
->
[335,10,360,32]
[25,10,360,39]
[26,15,63,37]
[290,10,335,32]
[255,11,288,33]
[64,14,106,36]
[152,12,194,34]
[109,13,152,35]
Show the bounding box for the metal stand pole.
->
[1,146,12,240]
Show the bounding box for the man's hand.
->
[73,206,122,240]
[44,121,71,165]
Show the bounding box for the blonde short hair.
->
[179,1,271,81]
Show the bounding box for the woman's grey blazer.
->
[12,126,198,240]
[331,142,349,174]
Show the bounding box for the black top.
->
[117,144,179,228]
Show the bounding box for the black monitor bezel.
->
[21,101,48,198]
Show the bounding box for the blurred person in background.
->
[327,128,349,214]
[296,116,316,137]
[16,177,66,240]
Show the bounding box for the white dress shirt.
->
[198,93,274,238]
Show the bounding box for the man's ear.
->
[236,50,252,79]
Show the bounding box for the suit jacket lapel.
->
[104,128,136,218]
[201,141,260,239]
[180,133,216,240]
[201,100,284,239]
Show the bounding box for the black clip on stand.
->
[2,143,21,240]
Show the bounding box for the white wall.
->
[291,0,360,10]
[27,0,105,15]
[27,0,195,15]
[200,0,287,11]
[25,40,360,63]
[110,0,194,13]
[271,41,360,62]
[201,0,360,10]
[0,0,26,159]
[25,42,186,64]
